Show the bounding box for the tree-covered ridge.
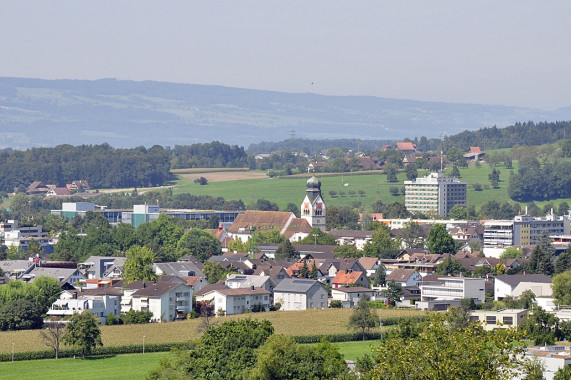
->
[0,141,251,192]
[444,121,571,151]
[0,143,171,192]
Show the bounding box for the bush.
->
[330,300,343,308]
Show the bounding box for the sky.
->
[2,1,571,110]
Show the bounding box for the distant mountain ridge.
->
[1,76,571,150]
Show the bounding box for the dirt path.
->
[180,171,267,183]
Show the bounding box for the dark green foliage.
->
[555,246,571,274]
[509,160,571,202]
[0,299,43,331]
[527,231,555,276]
[203,261,238,284]
[384,280,403,306]
[451,165,461,178]
[333,244,361,258]
[436,255,469,276]
[427,223,455,254]
[374,265,386,287]
[0,276,61,318]
[348,297,378,340]
[298,227,337,245]
[274,240,299,260]
[329,300,343,308]
[172,142,248,169]
[148,318,274,380]
[247,336,349,380]
[177,228,222,262]
[363,224,399,259]
[120,310,153,324]
[62,310,103,358]
[0,144,171,192]
[521,307,562,345]
[326,205,360,230]
[396,221,425,249]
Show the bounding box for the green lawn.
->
[0,340,379,379]
[0,351,172,380]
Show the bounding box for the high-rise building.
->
[404,172,467,216]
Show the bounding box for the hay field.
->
[0,308,425,354]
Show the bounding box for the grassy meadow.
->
[0,339,380,380]
[0,308,424,354]
[171,159,571,212]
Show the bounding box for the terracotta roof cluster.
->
[396,142,416,151]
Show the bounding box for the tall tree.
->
[427,224,455,254]
[552,270,571,306]
[554,245,571,274]
[527,231,555,276]
[274,240,299,260]
[363,224,399,259]
[176,228,222,262]
[123,245,157,284]
[62,310,102,358]
[396,221,426,249]
[384,280,403,306]
[348,297,377,340]
[374,265,386,287]
[298,228,337,245]
[40,317,65,359]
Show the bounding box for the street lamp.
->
[312,233,318,245]
[143,336,145,354]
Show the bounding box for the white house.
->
[119,281,193,322]
[331,286,376,308]
[521,346,571,380]
[23,267,85,285]
[225,274,277,292]
[494,274,552,301]
[385,269,421,287]
[416,277,485,310]
[273,278,328,311]
[47,288,122,324]
[196,287,271,315]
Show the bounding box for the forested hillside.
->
[0,144,171,191]
[0,141,250,192]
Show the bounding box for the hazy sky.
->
[2,1,571,110]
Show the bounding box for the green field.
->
[0,352,172,380]
[172,161,571,212]
[0,340,379,380]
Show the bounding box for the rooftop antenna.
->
[289,129,296,139]
[440,150,443,173]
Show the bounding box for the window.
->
[503,316,513,325]
[469,316,480,322]
[486,316,496,325]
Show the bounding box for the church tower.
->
[300,176,326,230]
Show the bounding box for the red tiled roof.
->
[396,142,416,151]
[227,210,294,234]
[332,270,365,285]
[469,147,481,154]
[283,218,313,239]
[286,260,317,277]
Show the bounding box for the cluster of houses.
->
[24,179,95,199]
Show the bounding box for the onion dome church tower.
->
[300,176,326,231]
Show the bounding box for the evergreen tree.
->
[274,240,299,260]
[374,265,386,287]
[451,165,461,178]
[527,231,555,276]
[554,245,571,274]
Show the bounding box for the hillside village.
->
[1,169,571,378]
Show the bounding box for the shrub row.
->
[291,315,426,344]
[0,342,184,362]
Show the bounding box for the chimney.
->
[143,282,146,288]
[251,285,255,290]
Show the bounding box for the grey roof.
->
[273,278,321,293]
[25,267,80,282]
[494,274,552,287]
[154,262,204,277]
[327,230,373,239]
[225,274,276,288]
[132,282,187,297]
[0,260,32,272]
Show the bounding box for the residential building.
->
[463,146,485,163]
[522,346,571,380]
[331,287,376,308]
[469,309,528,331]
[227,210,296,243]
[396,142,416,153]
[483,214,566,257]
[80,256,127,279]
[195,286,271,315]
[331,270,370,289]
[386,269,422,287]
[47,288,122,324]
[417,277,485,310]
[327,230,373,250]
[23,266,85,284]
[225,274,276,292]
[404,172,467,216]
[273,278,328,311]
[153,261,204,278]
[494,274,552,301]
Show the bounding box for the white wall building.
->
[273,278,328,311]
[404,172,467,216]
